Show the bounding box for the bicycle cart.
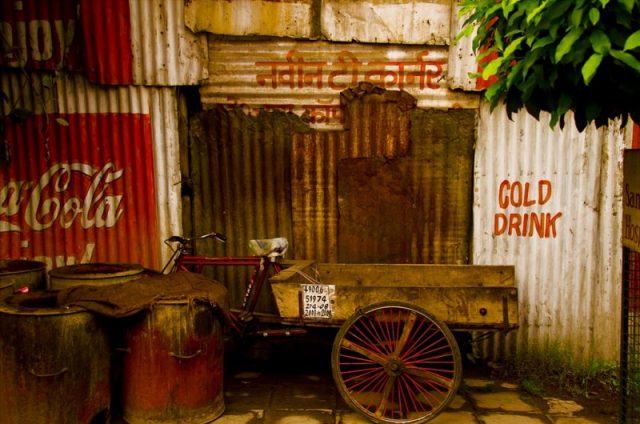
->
[165,233,518,424]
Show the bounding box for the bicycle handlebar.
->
[198,231,227,242]
[165,232,227,246]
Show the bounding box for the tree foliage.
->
[458,0,640,131]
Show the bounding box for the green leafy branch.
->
[457,0,640,131]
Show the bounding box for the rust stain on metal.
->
[291,131,342,263]
[187,107,297,310]
[184,0,314,38]
[122,300,224,423]
[201,40,479,130]
[291,85,474,265]
[340,82,414,158]
[0,294,111,423]
[188,87,474,308]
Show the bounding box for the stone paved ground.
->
[214,367,618,424]
[108,335,619,423]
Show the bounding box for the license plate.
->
[301,284,335,319]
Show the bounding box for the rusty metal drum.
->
[0,259,47,296]
[49,262,144,290]
[0,280,12,300]
[121,299,225,424]
[0,292,111,423]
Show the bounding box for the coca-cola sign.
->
[1,162,125,232]
[0,113,159,269]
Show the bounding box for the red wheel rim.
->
[333,303,460,423]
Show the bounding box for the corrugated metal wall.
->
[57,75,183,268]
[201,39,479,130]
[340,85,413,158]
[128,0,208,85]
[409,107,475,264]
[187,107,296,309]
[9,0,617,366]
[184,0,316,39]
[473,102,631,363]
[446,0,478,91]
[80,0,209,85]
[0,71,181,269]
[190,88,476,307]
[1,0,203,270]
[291,89,475,266]
[1,0,207,86]
[291,130,342,263]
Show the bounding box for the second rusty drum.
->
[120,299,225,424]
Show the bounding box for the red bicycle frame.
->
[170,244,285,336]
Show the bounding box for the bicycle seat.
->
[249,238,288,258]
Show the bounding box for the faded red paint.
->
[0,0,133,84]
[0,0,81,71]
[633,122,640,149]
[79,0,133,84]
[122,302,225,422]
[0,113,160,269]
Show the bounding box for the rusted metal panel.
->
[290,92,475,265]
[338,157,421,263]
[202,40,480,130]
[322,0,451,45]
[187,107,295,309]
[121,300,225,423]
[473,102,632,363]
[0,295,111,423]
[0,0,207,86]
[290,88,414,262]
[270,262,518,328]
[185,0,316,39]
[409,108,476,264]
[0,71,181,270]
[338,87,441,263]
[340,83,413,158]
[291,131,342,263]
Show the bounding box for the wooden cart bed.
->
[270,261,517,330]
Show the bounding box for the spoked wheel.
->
[331,302,462,424]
